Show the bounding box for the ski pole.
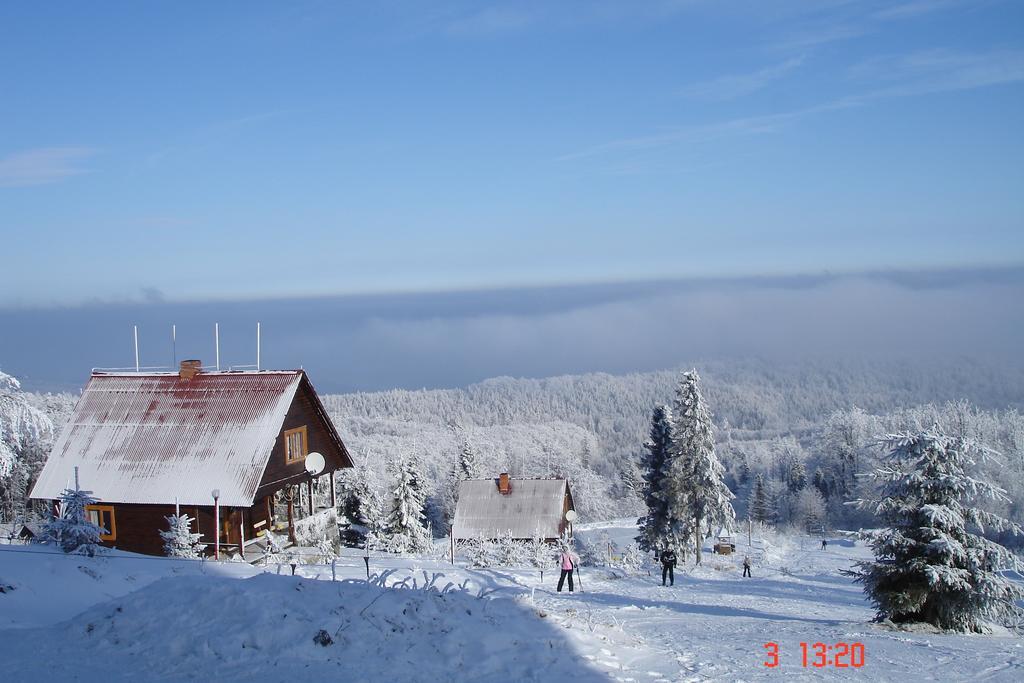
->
[575,565,583,592]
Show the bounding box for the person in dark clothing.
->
[742,555,752,578]
[661,547,677,586]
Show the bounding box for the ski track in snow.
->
[1,521,1022,682]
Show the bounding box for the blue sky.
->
[2,0,1023,307]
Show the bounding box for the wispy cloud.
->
[0,147,97,187]
[560,48,1024,163]
[682,57,805,100]
[445,6,536,36]
[848,48,1024,96]
[555,99,857,162]
[872,0,964,21]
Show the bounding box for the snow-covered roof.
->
[717,526,732,538]
[452,478,573,540]
[30,371,304,507]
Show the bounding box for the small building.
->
[1,520,41,544]
[452,474,575,541]
[713,526,736,555]
[29,361,353,556]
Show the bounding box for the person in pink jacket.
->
[557,549,576,592]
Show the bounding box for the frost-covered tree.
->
[617,542,646,574]
[42,483,104,556]
[440,426,482,530]
[316,537,338,564]
[455,432,481,480]
[787,460,808,493]
[793,487,827,533]
[383,456,432,554]
[636,404,673,551]
[749,473,773,525]
[665,371,735,564]
[1,371,56,522]
[336,467,383,546]
[851,429,1024,632]
[160,514,205,558]
[821,407,872,499]
[527,531,554,572]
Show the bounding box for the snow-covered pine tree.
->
[851,429,1024,632]
[636,404,673,551]
[383,456,432,554]
[336,468,383,546]
[749,473,773,524]
[666,370,735,564]
[456,433,481,480]
[441,427,482,529]
[787,460,808,493]
[43,483,104,556]
[160,514,206,558]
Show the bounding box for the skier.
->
[661,546,677,586]
[557,548,576,593]
[821,539,828,551]
[742,555,752,578]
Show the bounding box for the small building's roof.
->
[30,370,315,507]
[452,478,573,540]
[717,526,732,538]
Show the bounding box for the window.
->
[85,504,116,541]
[284,425,308,465]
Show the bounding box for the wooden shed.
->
[29,362,353,556]
[451,474,575,541]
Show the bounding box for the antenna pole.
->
[134,325,140,372]
[74,465,80,491]
[257,321,261,370]
[215,322,220,371]
[172,324,177,367]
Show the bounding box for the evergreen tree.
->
[441,429,482,528]
[851,429,1024,632]
[812,467,829,498]
[787,460,808,493]
[665,370,735,564]
[749,473,772,524]
[336,468,383,546]
[636,404,673,551]
[42,483,104,556]
[160,514,206,558]
[383,456,432,554]
[738,455,751,486]
[455,432,481,480]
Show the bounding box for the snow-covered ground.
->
[2,521,1022,681]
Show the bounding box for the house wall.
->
[98,503,259,556]
[254,377,351,503]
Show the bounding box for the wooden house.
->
[451,474,575,542]
[29,361,353,557]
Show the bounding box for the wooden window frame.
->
[283,425,308,465]
[85,504,116,541]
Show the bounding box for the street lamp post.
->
[212,489,221,560]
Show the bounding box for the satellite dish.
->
[565,510,578,522]
[305,452,326,476]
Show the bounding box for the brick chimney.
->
[179,359,202,380]
[498,472,511,495]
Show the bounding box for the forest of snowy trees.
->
[3,359,1024,553]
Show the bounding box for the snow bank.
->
[0,545,257,629]
[0,570,607,682]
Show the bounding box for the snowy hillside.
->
[2,522,1021,681]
